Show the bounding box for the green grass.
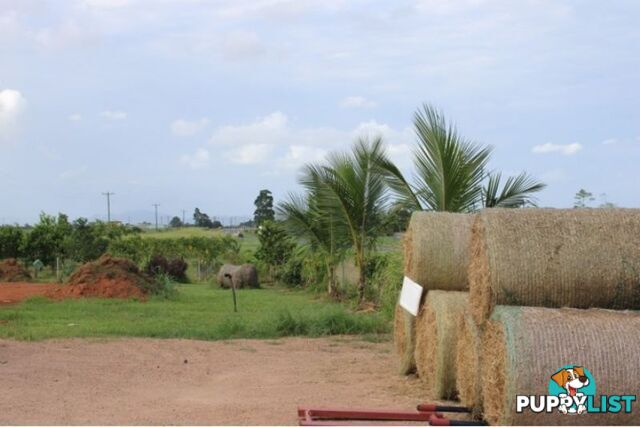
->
[141,227,260,252]
[141,227,223,239]
[0,284,389,341]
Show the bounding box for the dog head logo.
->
[548,366,595,415]
[551,366,590,396]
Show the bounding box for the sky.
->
[1,0,639,224]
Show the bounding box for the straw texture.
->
[469,208,640,324]
[414,291,469,399]
[481,306,640,425]
[404,212,475,291]
[393,303,416,374]
[455,313,483,413]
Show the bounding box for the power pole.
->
[102,192,115,223]
[152,204,160,231]
[182,209,186,225]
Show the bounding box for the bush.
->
[145,255,189,283]
[274,307,388,337]
[280,255,304,287]
[0,226,24,259]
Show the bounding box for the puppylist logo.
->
[516,365,636,416]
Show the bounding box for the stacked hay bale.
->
[465,208,640,424]
[399,207,640,425]
[482,306,640,425]
[468,208,640,324]
[414,291,469,399]
[395,212,474,377]
[455,312,482,412]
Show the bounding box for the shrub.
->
[145,255,189,283]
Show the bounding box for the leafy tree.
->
[254,189,275,225]
[169,216,183,228]
[379,104,545,212]
[211,220,223,229]
[304,137,389,304]
[255,220,295,278]
[21,213,70,265]
[193,208,215,228]
[0,225,24,259]
[381,204,412,234]
[574,189,595,208]
[63,218,109,262]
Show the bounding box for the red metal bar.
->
[417,404,471,413]
[297,406,444,425]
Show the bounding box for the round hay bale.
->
[481,306,640,425]
[455,313,482,414]
[217,264,239,288]
[393,303,416,375]
[235,264,259,288]
[469,208,640,324]
[414,290,469,399]
[404,212,475,291]
[217,264,259,289]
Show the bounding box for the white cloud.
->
[68,113,82,121]
[602,138,617,145]
[180,148,210,170]
[225,143,274,165]
[209,111,288,146]
[171,118,209,137]
[0,89,27,138]
[340,96,377,109]
[206,111,413,171]
[532,142,582,155]
[277,145,327,170]
[222,31,266,61]
[100,110,127,120]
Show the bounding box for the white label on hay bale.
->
[400,276,423,316]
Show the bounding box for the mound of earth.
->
[48,255,155,300]
[0,258,32,282]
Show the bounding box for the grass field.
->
[141,227,261,251]
[0,284,389,341]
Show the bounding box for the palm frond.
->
[412,104,492,212]
[483,171,546,208]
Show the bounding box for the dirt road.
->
[0,337,428,425]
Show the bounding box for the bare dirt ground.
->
[0,283,55,305]
[0,337,429,425]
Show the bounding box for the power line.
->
[152,203,160,231]
[102,192,115,223]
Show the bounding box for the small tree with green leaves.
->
[0,225,24,259]
[169,216,183,228]
[255,220,295,280]
[254,189,275,225]
[574,189,595,208]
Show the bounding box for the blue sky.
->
[1,0,639,224]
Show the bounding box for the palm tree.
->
[305,137,389,304]
[278,174,347,296]
[379,104,545,212]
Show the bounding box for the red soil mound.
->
[0,258,32,282]
[47,255,154,300]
